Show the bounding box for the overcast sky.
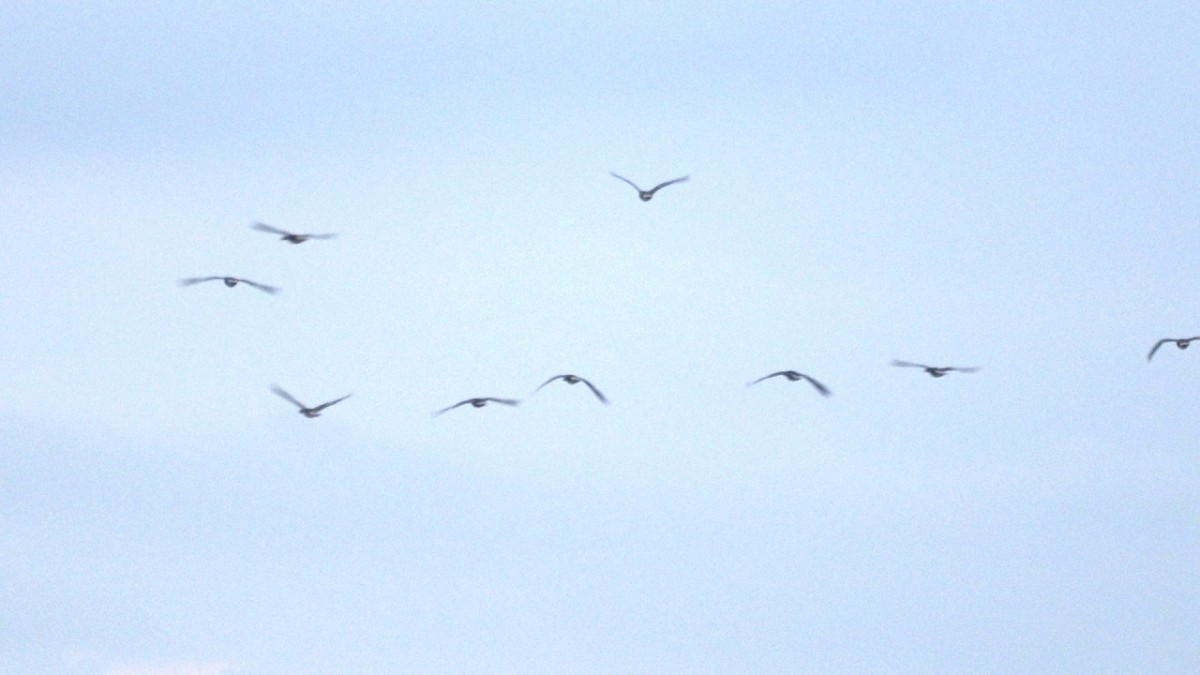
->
[3,2,1199,673]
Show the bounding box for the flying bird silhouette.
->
[252,222,337,244]
[609,172,689,201]
[432,397,520,417]
[179,276,278,294]
[1147,337,1200,361]
[533,374,609,404]
[891,360,980,378]
[747,370,831,396]
[270,385,351,418]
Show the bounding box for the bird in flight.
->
[252,222,337,244]
[533,374,609,404]
[747,370,831,396]
[609,172,689,201]
[433,397,520,417]
[891,360,980,378]
[179,276,278,294]
[270,385,351,418]
[1147,336,1200,361]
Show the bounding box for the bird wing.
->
[483,397,520,406]
[533,375,566,394]
[747,371,789,386]
[578,377,609,404]
[950,366,981,373]
[252,222,292,236]
[646,175,689,195]
[270,385,307,410]
[239,279,280,294]
[311,393,351,412]
[609,172,642,192]
[432,399,472,416]
[1147,339,1170,361]
[179,276,222,286]
[891,360,928,369]
[304,233,337,240]
[801,374,832,396]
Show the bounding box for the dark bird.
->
[252,222,337,244]
[179,276,278,294]
[533,374,609,404]
[433,397,520,417]
[609,172,689,201]
[1148,337,1200,361]
[747,370,831,396]
[270,385,351,418]
[891,360,980,378]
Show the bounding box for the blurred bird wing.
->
[179,276,221,286]
[747,371,789,386]
[647,175,689,194]
[311,393,351,412]
[240,279,280,294]
[305,233,337,240]
[578,377,609,404]
[801,374,832,396]
[1147,339,1169,360]
[485,398,520,406]
[252,222,292,236]
[533,375,566,394]
[433,399,472,416]
[891,360,928,369]
[952,366,981,373]
[609,172,642,191]
[270,385,307,410]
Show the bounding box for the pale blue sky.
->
[3,3,1199,673]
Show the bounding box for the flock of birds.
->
[180,172,1194,420]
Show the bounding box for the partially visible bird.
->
[609,172,689,201]
[891,360,980,378]
[270,385,351,418]
[1148,336,1200,361]
[533,374,609,404]
[252,222,337,244]
[179,276,278,294]
[433,397,520,417]
[747,370,831,396]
